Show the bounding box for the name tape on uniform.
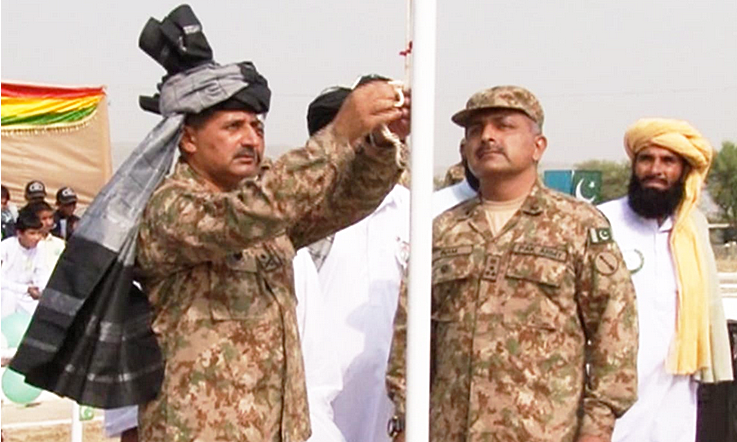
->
[511,243,568,262]
[432,245,473,261]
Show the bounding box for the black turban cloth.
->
[307,87,351,136]
[138,4,270,116]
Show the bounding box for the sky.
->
[2,0,736,173]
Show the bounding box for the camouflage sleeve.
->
[139,127,397,274]
[576,219,639,439]
[386,278,408,416]
[288,139,403,249]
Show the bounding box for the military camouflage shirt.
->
[387,183,638,442]
[137,128,402,442]
[441,161,466,188]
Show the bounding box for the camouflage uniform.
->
[441,162,466,188]
[387,183,638,442]
[137,128,402,442]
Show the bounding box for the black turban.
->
[138,4,270,115]
[307,87,351,136]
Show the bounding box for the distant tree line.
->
[708,141,737,228]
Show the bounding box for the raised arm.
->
[138,81,408,277]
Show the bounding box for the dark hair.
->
[15,207,42,232]
[24,200,54,216]
[1,185,9,200]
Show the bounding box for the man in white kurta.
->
[294,246,349,442]
[315,184,410,442]
[599,198,698,442]
[600,118,733,442]
[292,82,479,442]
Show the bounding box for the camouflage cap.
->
[451,85,544,129]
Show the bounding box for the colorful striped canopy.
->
[1,83,105,129]
[1,81,112,208]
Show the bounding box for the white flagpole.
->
[404,0,412,84]
[71,402,83,442]
[406,0,436,440]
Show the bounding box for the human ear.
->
[532,135,547,162]
[179,126,199,155]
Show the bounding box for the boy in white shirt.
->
[1,207,46,317]
[25,201,65,286]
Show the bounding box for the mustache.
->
[475,143,507,159]
[640,175,668,185]
[233,146,261,162]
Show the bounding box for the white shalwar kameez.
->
[291,180,478,442]
[1,237,45,317]
[599,197,698,442]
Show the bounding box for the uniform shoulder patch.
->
[594,250,619,275]
[588,227,613,244]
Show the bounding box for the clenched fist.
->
[331,81,411,146]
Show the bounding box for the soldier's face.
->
[181,109,265,191]
[463,109,546,180]
[633,146,686,191]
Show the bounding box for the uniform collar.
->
[519,180,546,216]
[464,180,547,240]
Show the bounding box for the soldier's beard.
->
[627,172,684,219]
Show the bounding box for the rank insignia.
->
[482,254,501,281]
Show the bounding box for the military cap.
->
[451,85,544,128]
[24,180,46,201]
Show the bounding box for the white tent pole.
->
[71,402,83,442]
[406,0,436,440]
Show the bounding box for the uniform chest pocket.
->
[432,252,477,323]
[504,244,568,288]
[209,252,273,321]
[502,244,570,330]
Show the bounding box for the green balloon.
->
[2,368,42,404]
[1,312,32,348]
[79,405,95,421]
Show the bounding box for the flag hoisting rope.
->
[406,0,436,440]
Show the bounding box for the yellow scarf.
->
[624,118,715,375]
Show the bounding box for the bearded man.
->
[598,118,733,442]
